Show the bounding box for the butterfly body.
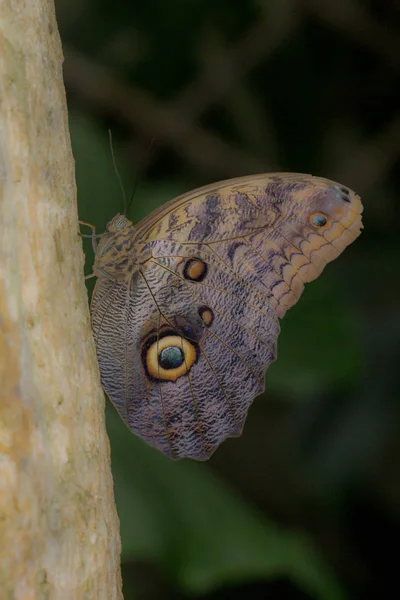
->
[88,173,363,460]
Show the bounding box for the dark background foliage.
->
[57,1,399,598]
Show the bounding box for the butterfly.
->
[82,173,363,460]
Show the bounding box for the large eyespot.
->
[183,258,208,282]
[142,333,198,381]
[198,306,214,327]
[310,213,327,227]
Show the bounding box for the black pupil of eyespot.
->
[159,346,184,369]
[312,215,327,226]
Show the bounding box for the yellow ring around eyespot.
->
[309,212,328,228]
[146,335,197,382]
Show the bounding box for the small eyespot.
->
[310,213,327,227]
[183,258,208,282]
[198,306,214,327]
[159,346,184,370]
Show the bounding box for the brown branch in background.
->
[63,48,266,179]
[334,117,400,193]
[0,1,122,597]
[300,0,400,70]
[173,0,299,118]
[170,1,299,163]
[298,0,400,199]
[63,0,398,196]
[183,25,279,160]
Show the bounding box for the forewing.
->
[138,173,363,317]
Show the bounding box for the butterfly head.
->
[105,213,134,234]
[93,213,148,279]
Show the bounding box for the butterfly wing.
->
[137,173,363,318]
[91,173,363,460]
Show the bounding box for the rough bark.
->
[0,1,122,598]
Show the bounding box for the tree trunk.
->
[0,2,122,598]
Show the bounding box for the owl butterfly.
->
[84,173,363,460]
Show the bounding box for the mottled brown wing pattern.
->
[90,173,363,460]
[91,248,279,459]
[138,173,363,318]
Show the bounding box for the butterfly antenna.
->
[126,137,156,216]
[108,129,127,215]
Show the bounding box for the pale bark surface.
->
[0,1,122,598]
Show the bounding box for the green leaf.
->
[267,274,363,397]
[108,407,347,600]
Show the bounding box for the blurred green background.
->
[57,1,399,599]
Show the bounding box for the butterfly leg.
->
[84,272,96,281]
[79,220,98,253]
[79,220,98,280]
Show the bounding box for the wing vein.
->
[139,270,207,455]
[151,259,275,347]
